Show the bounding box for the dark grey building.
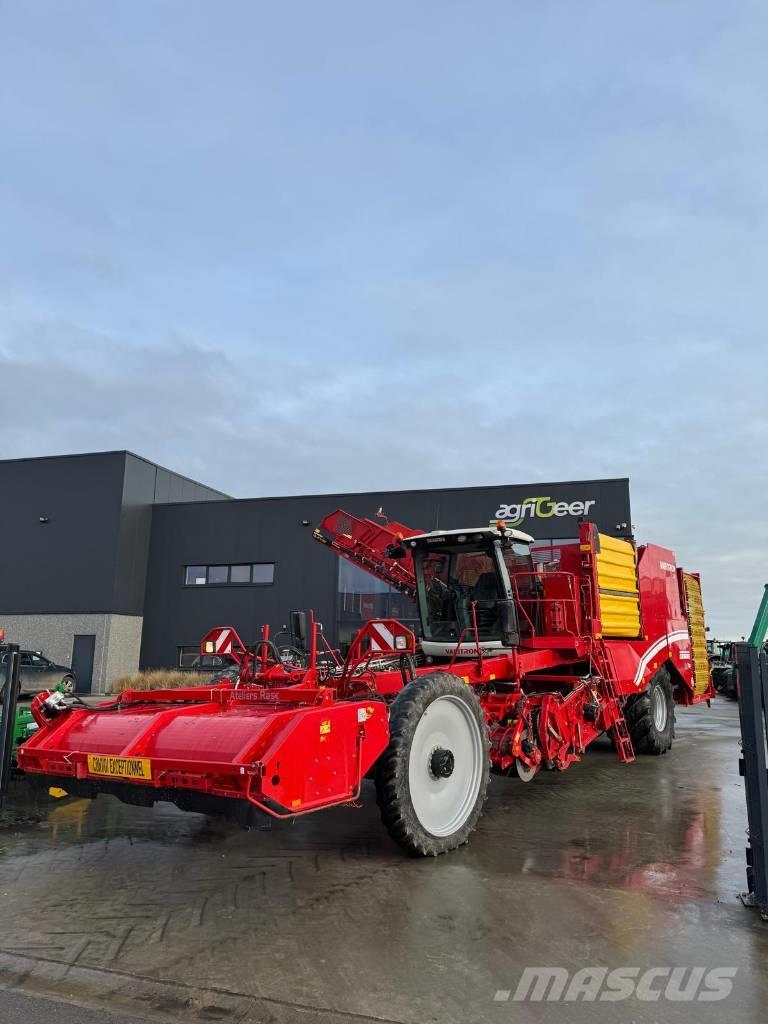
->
[0,451,631,691]
[0,452,227,690]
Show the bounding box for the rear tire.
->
[60,675,76,695]
[625,667,675,755]
[375,672,490,856]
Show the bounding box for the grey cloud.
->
[1,319,764,637]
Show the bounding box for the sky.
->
[0,1,765,636]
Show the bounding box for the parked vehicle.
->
[707,639,738,699]
[188,653,230,672]
[0,650,76,697]
[185,653,239,684]
[19,512,713,857]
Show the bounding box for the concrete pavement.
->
[0,701,765,1023]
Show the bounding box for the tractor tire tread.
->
[375,672,490,856]
[624,667,675,755]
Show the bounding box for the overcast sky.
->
[0,2,765,636]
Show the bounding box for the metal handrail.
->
[511,572,581,639]
[447,603,485,672]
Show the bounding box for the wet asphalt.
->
[4,989,152,1024]
[0,700,765,1024]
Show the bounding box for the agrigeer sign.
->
[494,495,596,529]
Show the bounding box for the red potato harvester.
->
[19,510,712,855]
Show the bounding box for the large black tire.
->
[375,672,490,856]
[713,667,738,700]
[624,667,675,755]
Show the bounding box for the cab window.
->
[418,548,501,641]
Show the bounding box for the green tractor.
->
[10,703,40,757]
[708,638,738,699]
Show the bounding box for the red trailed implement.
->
[18,618,403,825]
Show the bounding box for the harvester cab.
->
[399,523,534,658]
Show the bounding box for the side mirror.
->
[495,598,520,647]
[290,610,308,650]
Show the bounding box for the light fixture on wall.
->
[39,515,50,524]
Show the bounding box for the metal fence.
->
[0,643,21,805]
[735,641,768,917]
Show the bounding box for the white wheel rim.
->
[407,695,484,837]
[652,686,667,731]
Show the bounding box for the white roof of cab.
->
[408,526,534,544]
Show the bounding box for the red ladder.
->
[591,640,635,763]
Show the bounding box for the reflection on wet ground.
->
[0,702,766,1024]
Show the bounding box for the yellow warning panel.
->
[596,534,641,638]
[87,754,152,780]
[683,573,710,696]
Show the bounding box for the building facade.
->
[0,452,631,691]
[0,452,227,690]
